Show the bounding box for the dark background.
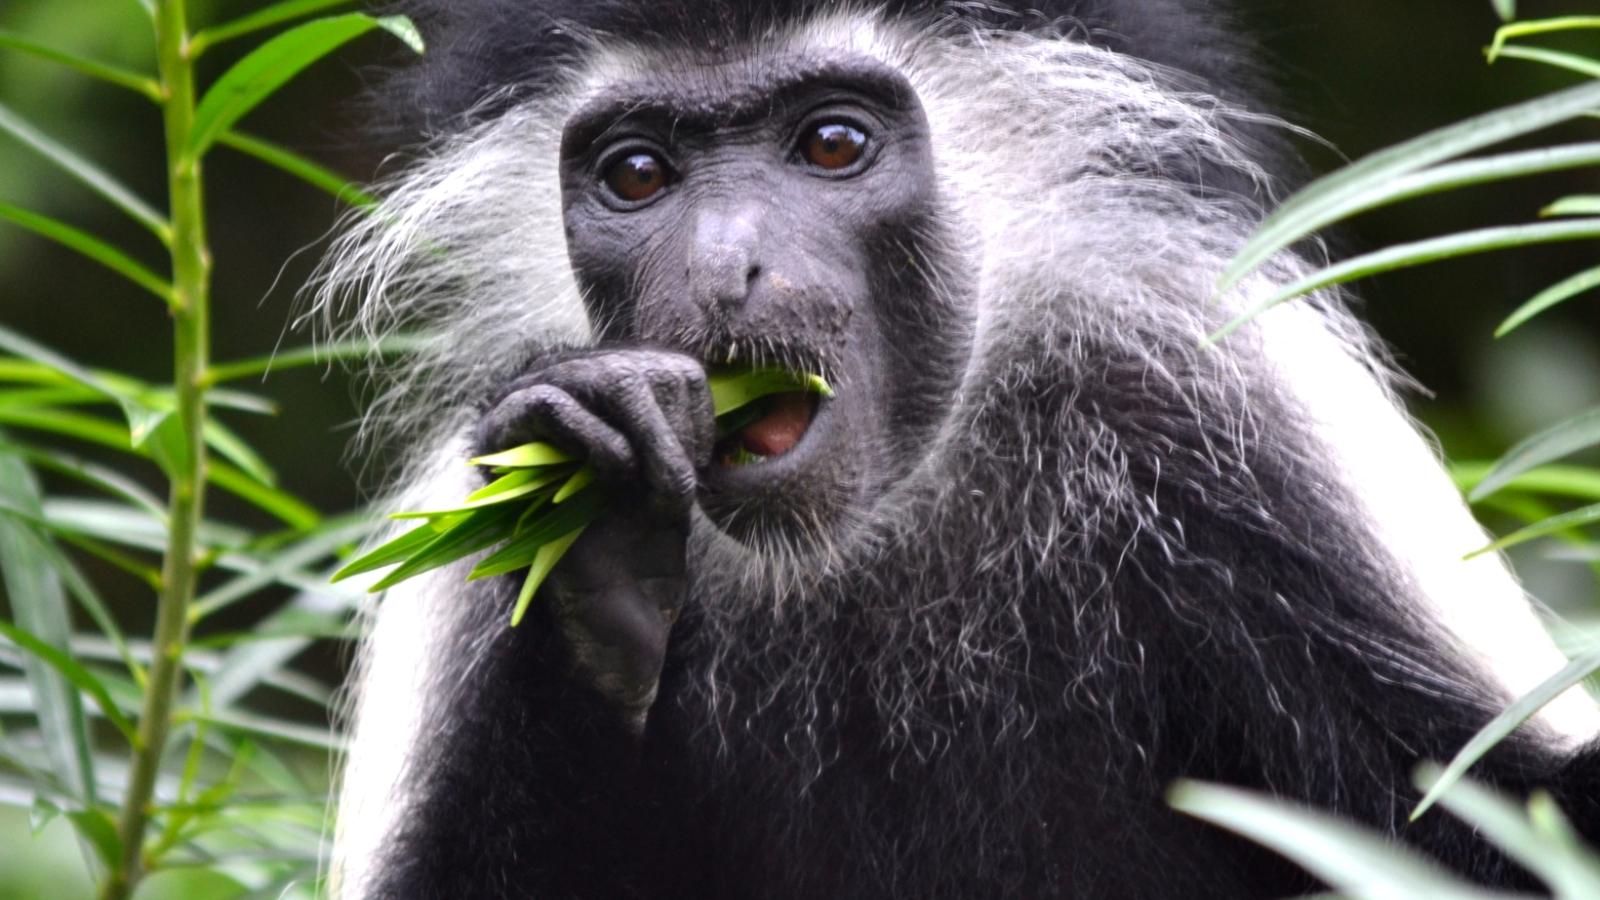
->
[0,0,1597,892]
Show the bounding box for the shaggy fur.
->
[316,5,1599,898]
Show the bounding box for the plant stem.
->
[101,1,210,897]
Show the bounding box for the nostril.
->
[745,264,761,285]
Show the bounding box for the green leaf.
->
[1494,45,1600,80]
[1412,645,1600,821]
[332,515,466,582]
[62,806,122,871]
[0,452,96,804]
[204,417,276,486]
[707,367,833,416]
[1169,781,1489,898]
[0,31,160,99]
[0,323,145,407]
[368,504,524,592]
[1497,264,1600,337]
[1413,765,1600,894]
[509,526,586,627]
[1544,195,1600,217]
[209,463,320,530]
[552,465,595,504]
[467,488,605,580]
[1211,219,1600,343]
[204,333,426,384]
[1219,80,1600,297]
[0,101,170,241]
[0,620,137,744]
[217,131,377,207]
[191,0,361,53]
[394,468,569,518]
[186,14,424,160]
[1470,408,1600,501]
[193,710,344,752]
[469,442,576,468]
[193,516,372,619]
[1492,0,1515,22]
[1470,502,1600,557]
[0,407,131,452]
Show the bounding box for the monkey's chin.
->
[699,393,843,541]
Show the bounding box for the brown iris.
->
[802,122,867,170]
[604,152,669,202]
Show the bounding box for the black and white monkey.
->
[316,1,1600,897]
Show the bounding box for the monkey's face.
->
[559,53,966,542]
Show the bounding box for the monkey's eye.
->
[800,121,868,171]
[603,152,671,203]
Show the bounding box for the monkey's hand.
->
[473,349,714,732]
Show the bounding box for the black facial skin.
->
[557,54,964,539]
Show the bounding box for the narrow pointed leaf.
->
[1494,45,1600,80]
[708,368,833,416]
[1497,265,1600,337]
[468,488,605,580]
[217,131,376,206]
[209,463,319,529]
[0,407,131,451]
[1219,80,1600,295]
[1492,0,1515,21]
[204,334,426,384]
[332,516,466,582]
[1471,407,1600,501]
[0,102,169,240]
[394,470,568,518]
[1468,502,1600,557]
[0,621,136,744]
[187,14,423,159]
[1413,765,1600,894]
[1412,646,1600,820]
[204,417,276,485]
[1544,195,1600,217]
[0,32,159,99]
[470,442,575,468]
[1170,781,1486,898]
[1490,18,1600,61]
[1211,219,1600,343]
[0,452,96,803]
[552,465,595,504]
[510,527,585,627]
[369,504,524,591]
[1454,461,1600,502]
[0,322,144,404]
[191,0,361,53]
[195,516,372,618]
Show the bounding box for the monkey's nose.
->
[690,206,764,312]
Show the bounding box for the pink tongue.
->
[739,393,813,457]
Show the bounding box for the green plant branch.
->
[101,0,212,896]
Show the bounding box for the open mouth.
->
[714,390,821,467]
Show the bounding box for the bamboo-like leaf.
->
[1497,264,1600,337]
[1454,461,1600,503]
[0,438,165,521]
[0,407,131,451]
[1470,407,1600,501]
[192,710,345,753]
[394,469,568,518]
[193,516,371,619]
[1545,195,1600,217]
[1169,781,1489,898]
[0,621,136,744]
[552,465,595,504]
[1469,502,1600,557]
[186,14,423,160]
[191,0,361,53]
[470,443,576,468]
[204,334,426,384]
[217,131,376,207]
[1211,219,1600,343]
[1494,45,1600,80]
[198,591,350,710]
[332,514,467,582]
[1412,645,1600,820]
[1218,80,1600,296]
[1414,764,1600,894]
[0,451,96,804]
[1492,0,1515,22]
[0,202,172,303]
[1489,17,1600,60]
[708,368,833,415]
[367,504,524,591]
[510,527,585,627]
[209,463,320,530]
[0,102,169,241]
[130,0,155,17]
[204,417,276,486]
[0,31,160,99]
[0,323,143,405]
[468,489,604,580]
